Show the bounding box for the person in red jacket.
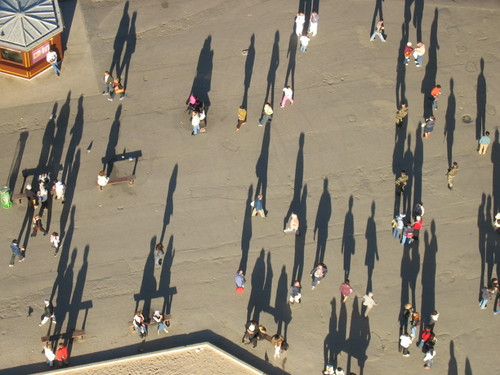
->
[403,42,414,66]
[55,343,69,367]
[412,216,423,241]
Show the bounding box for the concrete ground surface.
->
[0,0,499,374]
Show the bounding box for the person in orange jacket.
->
[55,343,69,367]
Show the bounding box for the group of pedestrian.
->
[102,71,125,101]
[241,320,289,357]
[392,202,425,246]
[295,12,320,53]
[479,278,500,314]
[186,95,207,135]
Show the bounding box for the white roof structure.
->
[0,0,63,51]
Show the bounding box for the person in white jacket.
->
[43,343,56,367]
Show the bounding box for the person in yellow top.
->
[259,102,273,126]
[236,106,247,131]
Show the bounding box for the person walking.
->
[52,180,65,203]
[152,310,169,335]
[280,86,294,108]
[109,78,125,101]
[39,299,57,326]
[410,311,421,339]
[370,19,386,42]
[403,42,413,65]
[339,279,354,303]
[55,343,69,367]
[9,239,25,267]
[362,292,377,317]
[478,131,491,154]
[400,303,413,334]
[401,222,414,245]
[251,194,266,218]
[295,13,305,36]
[37,185,50,212]
[395,170,408,195]
[310,263,328,289]
[479,286,493,309]
[259,102,273,126]
[97,171,109,191]
[413,42,426,67]
[236,106,247,131]
[284,213,300,235]
[299,33,310,53]
[395,103,409,127]
[422,116,436,139]
[446,162,459,190]
[42,343,56,367]
[423,347,436,369]
[289,280,302,304]
[31,215,48,237]
[399,333,412,356]
[235,269,246,292]
[308,12,319,36]
[50,232,60,255]
[154,243,164,267]
[102,71,114,95]
[430,85,442,110]
[25,184,38,208]
[392,213,406,239]
[191,111,201,135]
[413,202,425,219]
[242,320,260,347]
[46,47,60,76]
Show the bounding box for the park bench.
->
[41,329,86,343]
[98,175,136,187]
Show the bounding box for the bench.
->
[98,175,136,187]
[41,329,86,343]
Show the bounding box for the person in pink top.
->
[339,279,354,303]
[281,86,294,107]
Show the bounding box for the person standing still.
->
[235,269,246,291]
[310,263,328,289]
[102,71,114,95]
[478,131,491,154]
[339,279,354,303]
[9,239,25,267]
[422,116,436,139]
[55,343,69,367]
[395,170,408,195]
[446,162,459,190]
[295,13,305,36]
[370,19,385,42]
[299,33,310,53]
[46,47,60,76]
[413,42,426,67]
[281,86,294,108]
[236,106,247,131]
[259,103,273,126]
[289,280,302,304]
[252,194,266,218]
[403,42,413,65]
[430,85,442,110]
[362,292,377,317]
[154,243,164,267]
[309,12,319,36]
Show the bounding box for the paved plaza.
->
[0,0,499,374]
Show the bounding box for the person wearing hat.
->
[39,299,56,326]
[392,213,406,239]
[403,42,414,65]
[25,184,38,208]
[400,303,413,334]
[152,310,169,335]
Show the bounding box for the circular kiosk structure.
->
[0,0,64,79]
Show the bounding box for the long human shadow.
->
[242,34,255,109]
[103,105,122,177]
[421,8,439,119]
[159,235,175,315]
[314,178,331,266]
[239,185,253,273]
[274,265,292,339]
[284,133,304,229]
[448,340,458,375]
[395,23,409,108]
[475,58,488,141]
[401,134,414,215]
[60,150,80,240]
[264,31,280,107]
[444,78,456,168]
[53,248,77,338]
[62,95,84,183]
[109,1,130,77]
[465,357,473,375]
[477,193,488,289]
[189,35,213,111]
[412,124,423,214]
[341,196,355,280]
[66,245,92,355]
[292,184,307,282]
[364,201,379,294]
[59,0,78,51]
[284,31,297,90]
[262,252,274,317]
[7,131,28,194]
[485,195,496,282]
[160,164,178,244]
[392,109,408,216]
[346,297,370,375]
[420,220,438,325]
[400,234,420,315]
[255,115,271,206]
[247,249,266,322]
[323,298,339,367]
[134,237,157,318]
[413,0,424,42]
[370,0,384,38]
[121,11,137,89]
[48,91,71,178]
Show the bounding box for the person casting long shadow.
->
[475,58,487,141]
[53,249,77,337]
[412,124,423,211]
[274,265,291,339]
[341,196,355,280]
[444,78,456,169]
[421,8,439,119]
[395,23,409,108]
[284,30,297,90]
[103,105,122,177]
[264,31,280,107]
[110,1,130,77]
[134,238,157,318]
[159,235,175,315]
[121,11,137,90]
[247,249,266,322]
[314,178,331,266]
[292,185,307,282]
[189,36,213,111]
[239,185,253,273]
[364,201,379,294]
[160,164,178,243]
[346,297,370,375]
[420,220,438,324]
[324,298,339,367]
[284,133,304,229]
[370,0,384,39]
[255,115,271,203]
[242,34,255,109]
[48,91,71,178]
[477,193,488,288]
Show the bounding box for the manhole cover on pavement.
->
[462,115,472,123]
